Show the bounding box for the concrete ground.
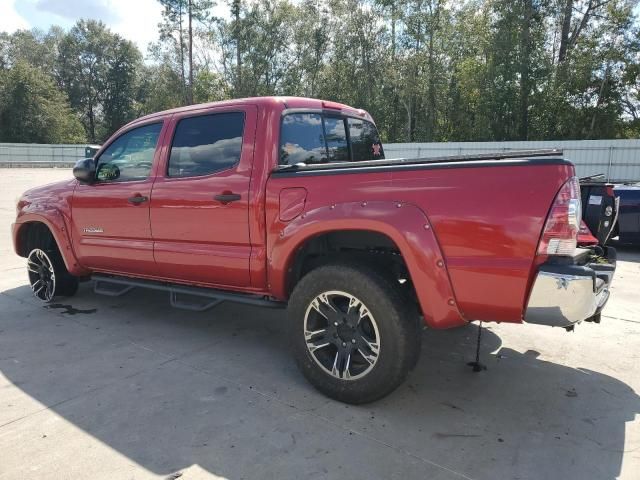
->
[1,169,639,480]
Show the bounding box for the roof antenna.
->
[467,321,487,372]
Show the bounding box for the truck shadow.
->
[609,242,640,263]
[0,283,638,480]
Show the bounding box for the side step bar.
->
[93,274,285,312]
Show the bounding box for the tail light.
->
[578,220,598,246]
[537,177,582,255]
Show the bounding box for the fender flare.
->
[267,200,467,329]
[13,212,88,277]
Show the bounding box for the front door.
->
[71,121,165,276]
[150,105,256,287]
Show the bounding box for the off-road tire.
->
[288,262,421,404]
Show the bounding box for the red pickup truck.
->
[12,96,616,403]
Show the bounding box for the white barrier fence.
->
[2,140,640,182]
[0,143,89,168]
[385,140,640,182]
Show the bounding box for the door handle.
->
[214,193,241,204]
[128,195,148,204]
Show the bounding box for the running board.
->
[92,274,285,311]
[94,280,134,297]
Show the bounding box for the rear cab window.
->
[324,116,349,162]
[280,114,327,165]
[348,118,384,162]
[279,112,383,166]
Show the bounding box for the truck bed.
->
[268,150,575,326]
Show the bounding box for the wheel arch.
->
[13,214,87,276]
[268,201,467,329]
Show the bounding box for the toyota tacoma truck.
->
[12,96,616,404]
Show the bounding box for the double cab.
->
[12,97,616,403]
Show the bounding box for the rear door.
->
[150,105,257,287]
[71,121,165,275]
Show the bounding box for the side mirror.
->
[73,158,96,184]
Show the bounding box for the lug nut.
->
[342,342,346,347]
[351,339,356,344]
[334,321,339,326]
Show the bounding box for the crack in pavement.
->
[603,314,640,325]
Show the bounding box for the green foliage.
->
[0,61,85,143]
[193,70,230,103]
[102,35,143,138]
[57,20,142,141]
[157,0,214,103]
[1,0,640,144]
[136,62,185,114]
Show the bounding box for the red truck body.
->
[268,161,575,327]
[12,96,616,402]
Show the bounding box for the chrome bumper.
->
[524,248,616,328]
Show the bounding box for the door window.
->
[95,123,162,182]
[168,112,245,178]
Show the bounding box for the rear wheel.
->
[27,246,78,302]
[289,263,421,404]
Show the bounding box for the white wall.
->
[384,140,640,182]
[3,140,640,182]
[0,143,88,167]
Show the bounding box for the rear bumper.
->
[524,247,616,328]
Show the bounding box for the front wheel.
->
[27,247,78,302]
[288,263,421,404]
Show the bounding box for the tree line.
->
[1,0,639,145]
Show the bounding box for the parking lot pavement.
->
[1,169,639,480]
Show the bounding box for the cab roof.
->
[133,96,371,124]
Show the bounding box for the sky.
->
[0,0,165,52]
